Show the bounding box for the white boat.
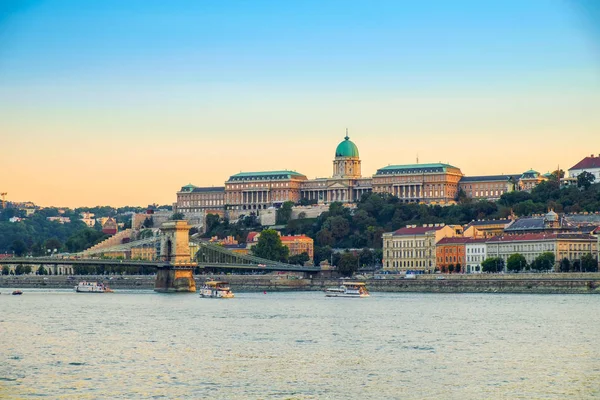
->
[200,280,234,298]
[74,281,113,293]
[325,281,370,298]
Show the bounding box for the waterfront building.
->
[382,224,463,272]
[486,233,598,271]
[568,154,600,181]
[504,211,574,234]
[464,219,512,238]
[465,238,488,273]
[518,169,546,191]
[373,163,463,205]
[176,185,225,214]
[458,175,518,201]
[436,237,471,272]
[280,234,314,262]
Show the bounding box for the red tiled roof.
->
[437,237,471,245]
[392,226,445,235]
[466,237,489,243]
[246,232,260,242]
[570,155,600,171]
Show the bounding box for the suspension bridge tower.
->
[154,220,197,293]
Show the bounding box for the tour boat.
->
[74,281,113,293]
[200,280,235,298]
[324,282,370,298]
[12,290,23,295]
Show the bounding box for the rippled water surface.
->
[1,290,600,399]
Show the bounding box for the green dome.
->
[335,134,359,158]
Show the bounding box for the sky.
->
[1,0,599,207]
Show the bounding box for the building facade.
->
[568,154,600,181]
[458,175,518,201]
[465,238,487,273]
[176,131,549,214]
[436,237,469,272]
[224,171,307,211]
[372,163,463,205]
[280,234,314,262]
[486,233,598,271]
[382,224,463,272]
[176,185,225,214]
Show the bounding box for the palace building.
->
[175,130,549,216]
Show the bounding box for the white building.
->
[568,154,600,181]
[465,238,487,273]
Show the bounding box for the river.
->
[1,290,599,399]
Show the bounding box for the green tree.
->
[143,217,154,228]
[11,239,27,256]
[448,264,455,273]
[44,237,62,252]
[15,265,24,275]
[337,252,359,277]
[289,252,310,265]
[204,213,221,235]
[581,253,598,272]
[2,265,9,275]
[532,252,555,272]
[251,229,289,262]
[170,212,185,220]
[559,257,570,273]
[572,259,582,272]
[481,257,505,273]
[577,171,596,190]
[37,266,47,275]
[455,264,462,273]
[507,253,527,272]
[276,201,294,225]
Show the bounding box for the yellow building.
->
[280,234,314,261]
[463,219,512,238]
[382,224,463,272]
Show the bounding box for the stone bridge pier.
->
[154,220,197,293]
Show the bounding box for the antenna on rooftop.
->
[416,153,419,164]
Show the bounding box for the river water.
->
[1,290,599,399]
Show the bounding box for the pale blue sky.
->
[1,0,599,206]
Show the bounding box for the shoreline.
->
[2,273,600,294]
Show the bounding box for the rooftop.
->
[179,185,225,193]
[390,225,447,236]
[460,175,519,182]
[569,155,600,171]
[376,163,459,175]
[228,170,307,181]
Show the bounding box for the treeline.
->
[0,211,107,256]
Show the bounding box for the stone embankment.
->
[0,273,600,294]
[2,273,600,294]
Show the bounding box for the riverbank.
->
[2,273,600,294]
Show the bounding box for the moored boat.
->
[200,280,234,298]
[74,281,112,293]
[325,281,369,298]
[12,290,23,295]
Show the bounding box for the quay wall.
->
[2,273,600,294]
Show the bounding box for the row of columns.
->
[392,184,424,199]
